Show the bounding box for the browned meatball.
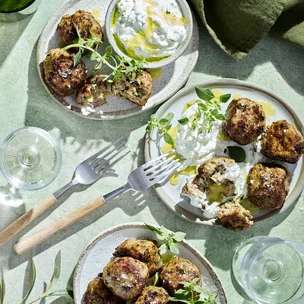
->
[133,286,169,304]
[159,257,201,295]
[111,71,153,106]
[43,48,87,96]
[217,201,253,231]
[247,163,290,210]
[57,10,102,46]
[261,120,304,163]
[223,98,266,145]
[103,257,149,300]
[76,74,108,108]
[82,276,125,304]
[114,239,162,277]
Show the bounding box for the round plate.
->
[144,78,304,225]
[73,223,227,303]
[37,0,199,120]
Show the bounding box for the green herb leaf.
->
[145,224,163,235]
[220,93,231,103]
[198,103,208,111]
[20,260,36,304]
[165,112,174,121]
[195,87,214,101]
[227,146,246,162]
[159,118,169,125]
[169,242,179,255]
[178,118,189,125]
[73,51,82,67]
[45,251,61,294]
[214,113,226,120]
[172,231,186,242]
[164,133,174,146]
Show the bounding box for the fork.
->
[13,153,182,255]
[0,138,126,248]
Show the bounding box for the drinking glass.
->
[232,236,304,304]
[0,127,61,191]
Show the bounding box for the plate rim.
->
[144,78,304,225]
[73,222,228,303]
[36,0,199,120]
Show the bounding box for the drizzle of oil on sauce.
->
[182,99,196,113]
[169,166,196,186]
[211,88,224,101]
[147,68,163,80]
[161,126,177,153]
[104,91,111,98]
[216,130,232,141]
[207,184,230,202]
[91,8,101,21]
[241,198,261,215]
[232,93,242,100]
[257,101,276,120]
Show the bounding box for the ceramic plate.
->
[73,223,227,303]
[144,78,304,225]
[37,0,199,120]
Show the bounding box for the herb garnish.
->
[146,112,175,146]
[169,278,218,304]
[145,224,186,254]
[63,25,146,83]
[226,146,246,162]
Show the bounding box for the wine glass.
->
[0,127,61,191]
[232,236,304,304]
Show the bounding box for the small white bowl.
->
[105,0,193,69]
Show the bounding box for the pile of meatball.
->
[83,239,201,304]
[42,10,153,108]
[184,98,304,231]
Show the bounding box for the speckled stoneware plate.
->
[73,223,227,303]
[144,78,304,225]
[37,0,199,120]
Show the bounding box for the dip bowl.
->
[105,0,193,69]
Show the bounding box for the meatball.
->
[223,98,266,145]
[43,48,87,96]
[57,10,102,46]
[247,163,290,210]
[159,257,201,295]
[76,74,108,108]
[182,157,238,202]
[103,257,149,300]
[111,71,153,106]
[114,239,162,277]
[133,286,169,304]
[217,201,253,231]
[82,276,124,304]
[261,120,304,163]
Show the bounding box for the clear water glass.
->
[233,236,304,304]
[0,127,61,191]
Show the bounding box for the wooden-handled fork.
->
[0,139,126,247]
[14,153,181,255]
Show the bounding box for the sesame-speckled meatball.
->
[247,163,290,210]
[223,98,266,145]
[76,74,108,108]
[43,48,87,96]
[261,120,304,164]
[159,257,201,295]
[103,257,149,300]
[217,201,253,231]
[111,71,153,106]
[82,276,125,304]
[133,286,169,304]
[114,239,162,277]
[57,10,102,46]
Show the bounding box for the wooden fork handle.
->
[14,197,106,255]
[0,194,57,247]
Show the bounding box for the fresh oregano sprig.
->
[145,224,186,254]
[146,112,175,146]
[169,278,218,304]
[62,25,146,83]
[178,88,231,134]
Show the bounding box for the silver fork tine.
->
[149,159,180,178]
[142,152,172,169]
[91,140,126,168]
[144,155,176,174]
[151,162,181,184]
[88,138,124,164]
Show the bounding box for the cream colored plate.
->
[73,223,227,303]
[144,78,304,225]
[37,0,199,120]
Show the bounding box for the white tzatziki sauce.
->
[113,0,187,60]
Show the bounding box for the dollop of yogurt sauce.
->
[174,100,254,219]
[113,0,187,60]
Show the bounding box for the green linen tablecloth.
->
[0,0,304,303]
[190,0,304,59]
